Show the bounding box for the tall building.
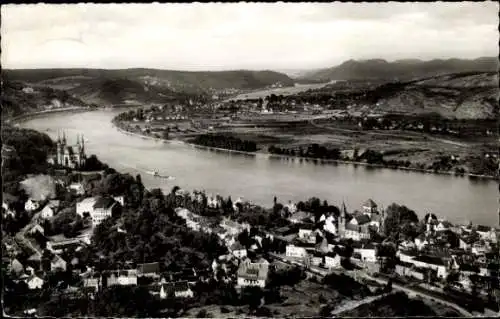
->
[47,131,86,169]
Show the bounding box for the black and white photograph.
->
[1,2,499,317]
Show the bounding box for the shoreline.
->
[5,107,94,124]
[113,120,498,181]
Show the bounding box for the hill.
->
[3,68,295,105]
[300,57,498,82]
[363,71,499,119]
[1,80,91,118]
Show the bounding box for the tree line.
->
[189,134,257,152]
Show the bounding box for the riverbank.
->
[113,118,497,181]
[5,107,94,124]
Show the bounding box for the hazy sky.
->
[2,2,498,70]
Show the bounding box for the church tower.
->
[56,130,64,166]
[339,200,347,238]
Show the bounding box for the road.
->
[269,253,472,317]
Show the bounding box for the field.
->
[183,280,345,318]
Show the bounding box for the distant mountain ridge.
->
[300,57,499,82]
[3,68,294,95]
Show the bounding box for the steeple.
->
[62,130,67,145]
[57,130,61,144]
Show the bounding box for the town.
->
[2,126,500,317]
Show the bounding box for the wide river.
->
[21,109,498,226]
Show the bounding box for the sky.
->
[2,2,498,71]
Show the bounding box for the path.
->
[330,293,390,316]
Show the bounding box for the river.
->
[20,109,498,226]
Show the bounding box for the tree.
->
[384,203,419,238]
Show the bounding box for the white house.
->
[236,260,269,289]
[476,225,497,243]
[298,226,316,244]
[68,182,85,195]
[106,270,138,286]
[40,200,60,219]
[323,215,337,235]
[354,243,377,262]
[26,275,44,290]
[285,244,308,259]
[435,220,453,232]
[159,281,194,299]
[76,197,120,226]
[207,196,221,208]
[324,253,342,269]
[24,198,40,212]
[289,211,312,224]
[50,256,67,272]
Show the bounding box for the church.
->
[47,131,87,169]
[338,199,385,241]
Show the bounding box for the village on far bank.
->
[2,128,500,317]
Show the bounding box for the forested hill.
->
[3,68,295,97]
[300,57,498,82]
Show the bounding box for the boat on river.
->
[147,170,175,180]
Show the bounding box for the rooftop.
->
[363,199,377,208]
[137,262,160,274]
[237,262,269,281]
[93,197,117,209]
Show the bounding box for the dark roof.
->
[299,223,315,230]
[161,281,190,294]
[413,255,445,266]
[138,262,160,274]
[352,214,371,225]
[459,263,480,273]
[476,225,492,233]
[93,197,116,209]
[2,193,18,204]
[396,260,414,268]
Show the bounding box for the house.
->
[285,201,297,214]
[476,225,497,243]
[288,211,312,224]
[26,274,44,290]
[83,275,101,292]
[24,198,40,212]
[344,223,371,241]
[29,224,45,236]
[309,252,323,267]
[113,195,125,207]
[2,193,18,218]
[362,199,378,215]
[395,261,427,281]
[435,220,453,232]
[230,242,247,259]
[106,270,138,287]
[236,260,269,288]
[137,262,160,278]
[324,252,342,269]
[353,242,377,262]
[50,256,67,272]
[40,200,60,219]
[414,234,430,251]
[410,255,448,279]
[298,224,317,244]
[220,218,250,236]
[10,258,24,276]
[323,215,337,235]
[459,236,476,251]
[472,240,489,256]
[68,182,85,195]
[47,235,84,254]
[76,196,120,226]
[207,196,221,208]
[286,244,308,259]
[158,281,194,299]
